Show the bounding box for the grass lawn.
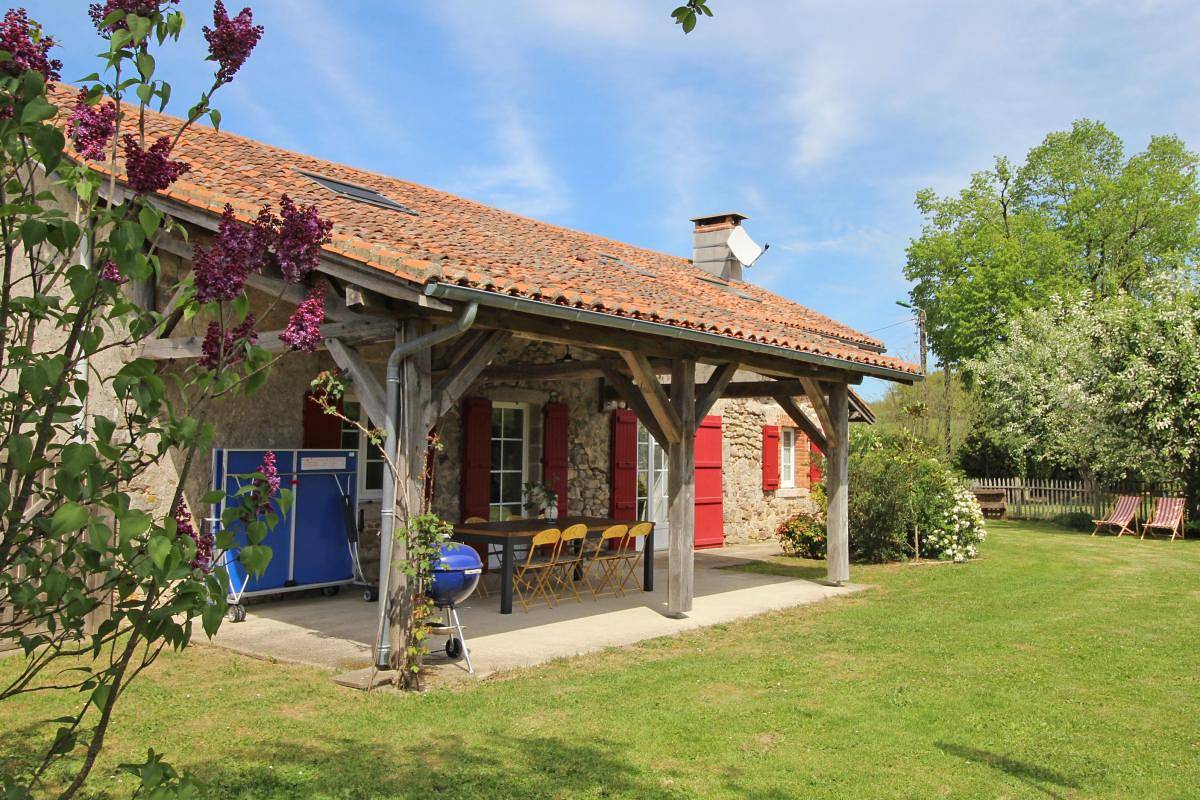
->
[3,520,1199,799]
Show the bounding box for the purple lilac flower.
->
[199,314,257,370]
[256,450,280,514]
[272,195,332,283]
[193,205,271,303]
[203,1,263,85]
[67,91,117,161]
[174,499,212,572]
[279,284,325,353]
[98,259,126,283]
[89,0,180,34]
[0,9,62,82]
[122,135,190,195]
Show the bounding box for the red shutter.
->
[810,440,825,487]
[762,425,781,491]
[542,403,569,518]
[694,415,724,548]
[460,397,492,522]
[303,391,343,448]
[610,409,638,520]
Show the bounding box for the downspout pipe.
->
[374,301,478,669]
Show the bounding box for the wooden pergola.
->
[142,209,914,622]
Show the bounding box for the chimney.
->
[691,212,750,282]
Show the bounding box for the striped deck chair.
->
[1092,495,1140,537]
[1141,497,1186,541]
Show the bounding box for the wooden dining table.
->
[452,516,654,614]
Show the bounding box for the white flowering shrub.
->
[848,429,987,563]
[921,482,987,562]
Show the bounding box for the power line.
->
[865,315,917,334]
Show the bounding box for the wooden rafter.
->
[138,318,396,360]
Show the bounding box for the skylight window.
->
[298,171,417,215]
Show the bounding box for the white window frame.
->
[490,401,530,521]
[780,427,796,489]
[340,396,384,501]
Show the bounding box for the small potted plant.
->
[523,481,560,520]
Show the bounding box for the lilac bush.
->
[204,1,263,85]
[66,90,117,160]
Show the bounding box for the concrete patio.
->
[207,543,867,681]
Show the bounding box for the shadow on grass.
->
[936,742,1081,800]
[718,557,827,582]
[185,732,666,800]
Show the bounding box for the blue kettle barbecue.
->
[425,542,482,673]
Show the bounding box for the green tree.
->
[971,275,1200,513]
[905,120,1200,368]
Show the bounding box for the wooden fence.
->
[970,477,1187,522]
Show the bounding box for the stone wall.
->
[713,397,819,542]
[431,340,610,521]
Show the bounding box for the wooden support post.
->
[667,358,696,616]
[387,320,433,673]
[826,382,850,585]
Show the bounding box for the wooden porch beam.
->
[601,366,668,447]
[138,318,396,360]
[695,363,738,422]
[430,331,511,425]
[799,377,835,441]
[326,338,388,432]
[773,393,828,453]
[618,350,683,444]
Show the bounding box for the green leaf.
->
[209,108,221,131]
[238,544,273,577]
[147,534,173,570]
[21,96,57,124]
[50,503,90,536]
[118,509,152,542]
[202,601,225,638]
[139,204,161,240]
[201,489,226,504]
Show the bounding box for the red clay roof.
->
[55,87,918,377]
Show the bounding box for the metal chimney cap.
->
[690,212,749,227]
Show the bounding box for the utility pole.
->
[897,301,930,441]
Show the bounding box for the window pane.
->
[501,407,523,439]
[490,472,502,505]
[365,460,383,491]
[492,409,503,439]
[489,506,503,522]
[500,471,521,505]
[491,439,502,469]
[501,441,523,472]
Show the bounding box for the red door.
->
[693,415,724,548]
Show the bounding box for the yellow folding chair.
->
[513,528,561,612]
[583,524,629,600]
[614,521,654,593]
[550,523,589,603]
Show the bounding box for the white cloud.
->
[456,104,569,218]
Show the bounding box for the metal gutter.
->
[424,283,920,383]
[374,302,478,669]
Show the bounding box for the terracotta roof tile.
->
[53,86,918,377]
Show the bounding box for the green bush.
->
[848,429,987,562]
[776,511,827,559]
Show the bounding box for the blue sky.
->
[27,1,1200,397]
